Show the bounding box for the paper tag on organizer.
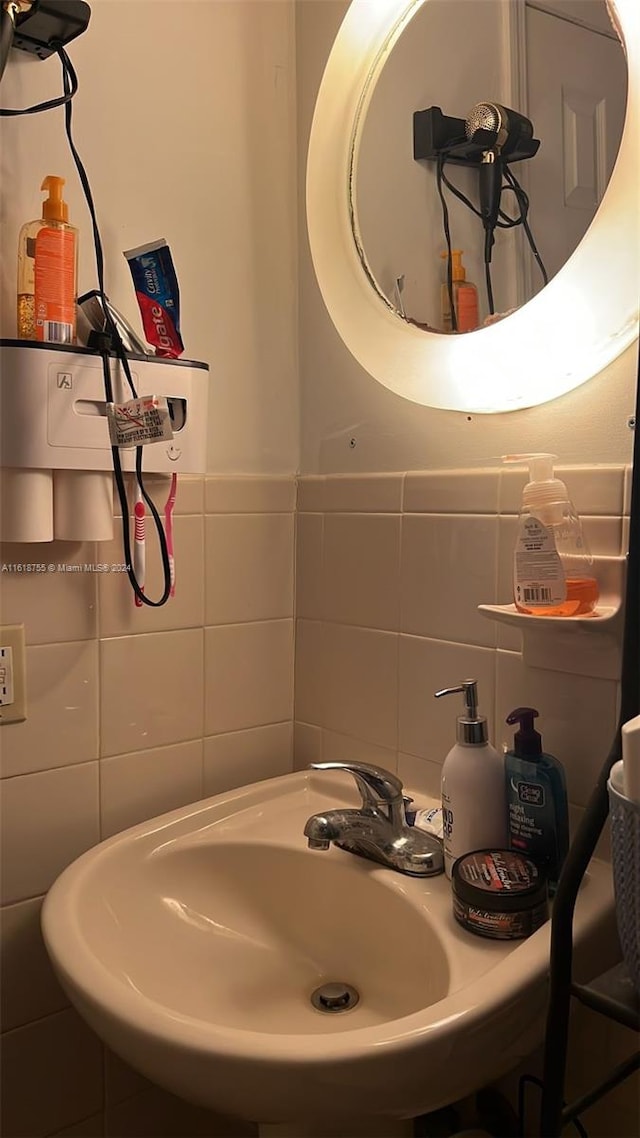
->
[514,516,566,607]
[106,395,173,448]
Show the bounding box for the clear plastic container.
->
[505,454,599,616]
[608,762,640,994]
[17,176,78,344]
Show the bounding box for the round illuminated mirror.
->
[306,0,639,413]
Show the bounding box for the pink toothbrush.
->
[133,486,146,607]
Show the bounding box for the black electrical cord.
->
[436,153,457,332]
[439,167,481,219]
[503,165,549,287]
[56,45,171,606]
[484,260,495,316]
[2,37,173,604]
[539,345,640,1136]
[0,9,78,114]
[437,154,548,315]
[440,163,533,234]
[57,49,133,392]
[0,36,166,601]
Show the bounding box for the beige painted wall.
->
[296,0,636,474]
[0,0,299,475]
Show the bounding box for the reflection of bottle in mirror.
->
[506,454,599,616]
[440,249,479,333]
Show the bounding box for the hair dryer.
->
[465,102,536,264]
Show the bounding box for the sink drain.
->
[310,981,360,1013]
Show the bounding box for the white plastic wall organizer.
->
[0,341,209,542]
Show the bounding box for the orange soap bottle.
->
[440,249,479,333]
[17,176,78,344]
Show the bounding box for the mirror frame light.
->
[306,0,639,414]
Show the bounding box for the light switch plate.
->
[0,624,27,724]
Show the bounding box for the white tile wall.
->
[0,897,69,1032]
[400,513,499,647]
[0,641,98,778]
[0,465,633,1137]
[203,722,293,797]
[204,619,294,734]
[294,619,325,727]
[100,739,204,838]
[204,513,294,624]
[398,635,496,762]
[296,473,403,513]
[0,542,98,644]
[321,623,398,749]
[292,721,323,771]
[0,763,100,906]
[295,511,324,620]
[295,465,629,805]
[204,475,296,514]
[100,628,205,757]
[0,1009,103,1137]
[495,650,619,808]
[0,474,294,1137]
[323,513,400,629]
[404,468,500,514]
[322,729,397,772]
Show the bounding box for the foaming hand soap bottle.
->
[435,680,507,877]
[506,453,598,616]
[504,707,569,894]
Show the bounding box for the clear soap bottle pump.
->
[505,453,598,616]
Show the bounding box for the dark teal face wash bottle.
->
[504,707,570,894]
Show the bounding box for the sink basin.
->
[76,840,450,1034]
[42,768,615,1126]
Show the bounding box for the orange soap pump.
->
[440,249,479,333]
[17,176,78,344]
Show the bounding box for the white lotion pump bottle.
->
[435,680,507,877]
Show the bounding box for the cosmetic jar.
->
[452,849,548,940]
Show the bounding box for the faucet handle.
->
[310,761,404,807]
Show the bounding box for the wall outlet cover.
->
[0,625,27,724]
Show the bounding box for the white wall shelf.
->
[478,556,627,680]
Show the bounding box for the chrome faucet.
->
[304,761,444,877]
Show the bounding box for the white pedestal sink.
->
[42,768,616,1131]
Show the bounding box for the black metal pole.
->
[561,1050,640,1125]
[540,345,640,1136]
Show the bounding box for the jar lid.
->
[452,849,547,913]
